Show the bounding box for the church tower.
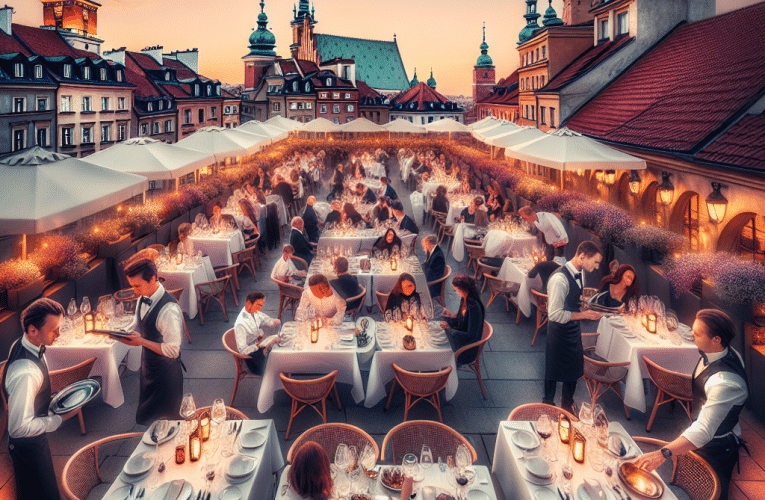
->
[243,1,277,91]
[518,0,541,45]
[562,0,590,25]
[41,0,103,54]
[290,0,317,61]
[473,24,495,104]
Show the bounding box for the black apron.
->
[545,266,583,382]
[136,292,185,426]
[2,339,60,500]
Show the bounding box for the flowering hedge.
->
[666,252,765,304]
[538,191,589,214]
[617,225,685,259]
[0,260,41,292]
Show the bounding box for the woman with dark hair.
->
[432,185,450,215]
[237,199,260,238]
[288,442,333,500]
[440,275,485,365]
[253,166,271,191]
[289,169,302,202]
[343,203,364,226]
[594,264,639,308]
[385,273,421,313]
[485,181,505,221]
[461,197,489,227]
[372,228,402,257]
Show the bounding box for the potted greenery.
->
[0,260,43,310]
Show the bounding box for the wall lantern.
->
[628,170,641,195]
[604,170,616,185]
[595,170,605,183]
[657,172,675,206]
[705,182,728,224]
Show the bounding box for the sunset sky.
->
[10,0,758,96]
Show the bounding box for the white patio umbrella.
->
[0,147,148,257]
[423,118,470,133]
[467,116,501,130]
[175,126,248,163]
[473,121,522,142]
[339,117,385,133]
[83,137,213,182]
[299,117,342,132]
[382,119,426,134]
[238,121,289,142]
[471,118,508,135]
[264,115,303,131]
[222,128,271,154]
[494,126,548,148]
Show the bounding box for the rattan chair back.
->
[195,275,230,325]
[381,420,477,464]
[454,322,493,399]
[234,246,257,280]
[508,403,579,423]
[345,285,367,320]
[427,265,451,308]
[286,423,379,464]
[279,371,341,439]
[642,355,693,431]
[291,256,309,271]
[583,355,631,419]
[273,277,304,320]
[376,290,390,313]
[387,364,452,422]
[222,328,259,405]
[530,289,549,346]
[193,405,249,421]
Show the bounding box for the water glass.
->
[335,443,350,471]
[179,392,197,421]
[402,453,418,478]
[420,445,433,470]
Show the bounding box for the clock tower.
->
[473,24,495,105]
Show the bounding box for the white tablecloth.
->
[102,419,284,500]
[451,223,482,262]
[364,161,386,179]
[188,230,245,267]
[266,194,288,227]
[47,335,141,408]
[158,256,216,319]
[399,155,415,181]
[410,191,424,228]
[484,229,537,258]
[497,257,541,318]
[595,316,699,412]
[493,420,677,500]
[257,321,376,413]
[318,231,416,254]
[313,202,331,223]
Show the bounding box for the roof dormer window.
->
[194,84,200,96]
[165,71,171,81]
[326,77,332,86]
[34,64,42,79]
[63,64,72,78]
[158,100,163,110]
[13,63,23,78]
[83,66,91,80]
[216,85,221,96]
[206,85,212,96]
[147,102,153,111]
[292,81,298,92]
[116,70,123,82]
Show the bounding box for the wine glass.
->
[578,401,593,427]
[80,297,91,316]
[536,414,556,462]
[594,405,609,448]
[179,392,196,435]
[402,453,418,479]
[67,298,77,317]
[211,398,226,437]
[335,443,350,472]
[348,462,362,494]
[359,443,376,472]
[150,418,168,487]
[420,445,433,470]
[455,444,471,470]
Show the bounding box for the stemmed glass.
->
[334,443,349,476]
[179,392,196,435]
[67,298,78,317]
[579,401,594,441]
[420,445,433,471]
[150,419,168,488]
[536,414,557,462]
[402,453,419,481]
[211,398,226,440]
[80,297,91,316]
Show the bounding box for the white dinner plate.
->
[49,379,101,415]
[123,452,154,477]
[466,490,490,500]
[522,467,556,486]
[142,421,179,446]
[526,457,552,479]
[512,430,540,451]
[149,479,193,500]
[239,429,266,448]
[219,486,242,500]
[105,485,132,500]
[534,490,557,500]
[227,455,257,478]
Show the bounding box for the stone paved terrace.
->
[1,159,764,499]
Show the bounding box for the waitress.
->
[121,259,185,425]
[543,241,603,415]
[3,298,65,500]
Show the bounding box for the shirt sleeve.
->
[294,289,311,321]
[234,322,260,356]
[6,360,62,439]
[156,302,183,358]
[332,292,347,325]
[681,372,748,447]
[547,272,572,323]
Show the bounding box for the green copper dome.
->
[427,68,436,88]
[518,0,541,45]
[410,68,419,88]
[249,1,276,56]
[476,24,493,67]
[542,0,563,26]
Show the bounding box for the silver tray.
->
[49,379,101,415]
[91,329,132,338]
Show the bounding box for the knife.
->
[612,484,627,500]
[557,487,566,500]
[616,484,632,500]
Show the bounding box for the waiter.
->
[519,206,568,262]
[121,258,185,425]
[635,309,748,500]
[3,298,65,500]
[543,241,603,415]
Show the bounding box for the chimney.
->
[0,5,13,36]
[170,48,199,74]
[141,45,164,65]
[102,47,126,66]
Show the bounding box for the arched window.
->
[669,191,699,251]
[640,181,660,224]
[718,212,765,263]
[616,171,630,208]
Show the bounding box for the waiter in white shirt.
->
[636,309,748,500]
[120,259,185,425]
[271,244,307,286]
[295,274,347,326]
[519,206,569,262]
[2,298,65,500]
[234,291,280,375]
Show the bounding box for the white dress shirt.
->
[4,335,62,439]
[547,262,583,324]
[535,212,568,246]
[271,256,300,282]
[295,288,347,326]
[234,306,278,356]
[682,348,748,448]
[177,239,195,256]
[127,283,183,358]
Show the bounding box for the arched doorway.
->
[615,172,630,208]
[669,191,700,251]
[640,181,659,224]
[718,212,765,263]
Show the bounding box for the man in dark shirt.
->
[356,183,377,205]
[271,175,294,208]
[329,257,363,311]
[325,200,343,225]
[381,177,398,201]
[391,201,419,234]
[328,164,344,201]
[421,235,446,297]
[289,216,314,266]
[302,196,320,243]
[528,260,561,293]
[370,196,390,224]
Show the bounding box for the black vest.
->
[692,348,748,438]
[552,266,582,320]
[139,291,176,343]
[2,338,51,420]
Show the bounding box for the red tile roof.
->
[695,114,765,169]
[162,57,199,80]
[478,70,518,105]
[297,60,319,74]
[391,82,450,110]
[12,24,79,58]
[129,51,162,70]
[0,29,31,56]
[565,3,765,152]
[356,79,383,99]
[279,60,299,75]
[124,53,163,98]
[543,36,632,91]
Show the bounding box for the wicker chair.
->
[427,265,452,308]
[214,264,241,307]
[62,432,143,500]
[245,237,262,269]
[273,277,304,320]
[233,246,257,282]
[632,436,721,500]
[147,244,166,253]
[583,354,631,419]
[530,289,548,346]
[381,420,477,464]
[431,210,447,232]
[222,328,260,406]
[375,290,390,313]
[286,423,379,464]
[193,405,248,421]
[439,225,456,253]
[454,322,493,400]
[464,241,484,275]
[484,274,521,323]
[280,371,341,439]
[0,361,7,438]
[50,357,97,435]
[508,403,579,423]
[113,288,138,316]
[166,288,193,343]
[195,275,230,325]
[476,256,504,293]
[642,356,693,432]
[344,286,367,321]
[385,364,452,423]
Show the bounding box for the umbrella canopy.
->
[474,121,522,141]
[493,127,548,149]
[467,116,501,130]
[424,118,470,133]
[264,115,303,131]
[339,117,385,132]
[83,138,213,181]
[175,126,247,160]
[299,117,342,132]
[471,119,508,134]
[222,128,271,154]
[382,119,426,133]
[505,127,647,171]
[238,121,289,141]
[0,147,148,235]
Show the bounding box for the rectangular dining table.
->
[102,419,284,500]
[497,257,542,318]
[493,420,678,500]
[318,230,417,254]
[188,229,245,267]
[157,256,215,319]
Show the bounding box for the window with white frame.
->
[36,127,47,147]
[101,97,110,111]
[100,68,106,81]
[118,97,126,110]
[61,127,73,146]
[13,97,25,113]
[184,109,192,123]
[140,123,148,136]
[101,123,110,141]
[599,18,609,40]
[37,97,47,111]
[617,11,629,35]
[332,104,340,114]
[158,100,163,110]
[303,103,309,110]
[61,95,72,112]
[346,104,354,112]
[116,70,123,82]
[165,120,173,132]
[194,84,200,96]
[225,106,231,114]
[147,102,153,112]
[82,96,92,112]
[12,129,24,151]
[82,126,93,143]
[332,93,340,99]
[13,63,23,78]
[206,86,212,96]
[117,123,126,141]
[210,106,216,118]
[153,122,160,134]
[83,66,91,80]
[320,104,327,113]
[345,93,352,99]
[34,65,42,79]
[63,64,72,78]
[273,102,280,111]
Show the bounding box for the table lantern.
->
[311,320,319,343]
[175,443,186,464]
[647,313,657,334]
[533,255,540,264]
[84,312,95,333]
[176,252,183,265]
[405,315,414,332]
[390,256,397,271]
[641,314,648,328]
[558,414,571,444]
[571,425,586,463]
[189,428,201,462]
[199,411,211,441]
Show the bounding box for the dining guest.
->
[126,247,160,266]
[302,196,321,243]
[519,206,569,262]
[370,196,391,224]
[440,275,485,365]
[485,181,505,221]
[391,201,419,234]
[543,241,603,415]
[421,235,446,298]
[527,260,561,293]
[432,185,450,215]
[3,298,65,500]
[594,264,639,308]
[253,166,270,191]
[356,182,377,205]
[234,291,280,376]
[385,273,421,313]
[381,176,398,201]
[372,228,403,256]
[271,245,307,286]
[295,274,347,326]
[635,309,748,500]
[209,203,224,228]
[329,164,345,201]
[272,175,295,208]
[288,442,333,500]
[289,217,314,266]
[325,201,343,226]
[353,162,366,179]
[330,257,363,311]
[171,222,194,257]
[289,169,302,202]
[237,199,259,239]
[461,196,488,228]
[121,259,185,425]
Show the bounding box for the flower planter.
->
[98,233,132,259]
[3,276,44,310]
[132,223,157,240]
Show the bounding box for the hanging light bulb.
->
[657,172,675,206]
[628,170,641,195]
[705,182,728,224]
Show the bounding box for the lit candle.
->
[558,414,571,444]
[641,314,648,328]
[405,315,413,332]
[175,443,186,464]
[647,313,657,334]
[390,256,397,271]
[83,312,95,333]
[189,429,201,462]
[533,255,539,264]
[199,412,211,441]
[311,323,319,343]
[176,252,183,265]
[571,425,586,463]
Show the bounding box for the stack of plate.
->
[522,457,555,486]
[429,330,449,347]
[678,323,694,341]
[239,428,267,449]
[123,452,154,480]
[225,455,257,484]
